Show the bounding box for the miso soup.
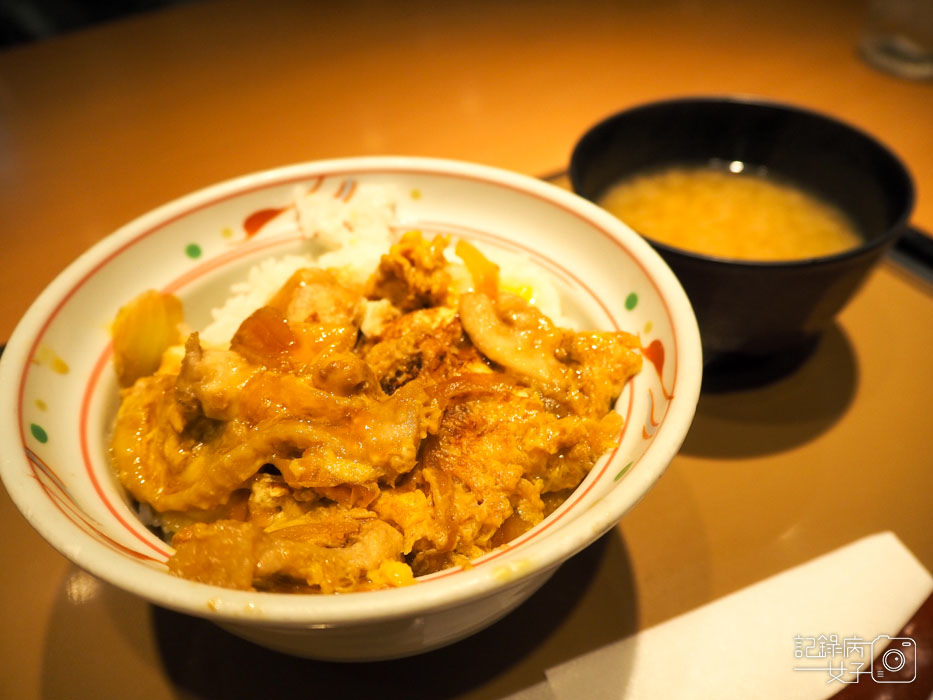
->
[598,165,862,261]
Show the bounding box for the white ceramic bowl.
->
[0,156,701,660]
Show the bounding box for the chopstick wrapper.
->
[509,531,932,700]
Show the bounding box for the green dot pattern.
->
[185,243,202,259]
[625,292,638,310]
[614,461,634,482]
[30,423,48,444]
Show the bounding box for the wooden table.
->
[1,1,931,697]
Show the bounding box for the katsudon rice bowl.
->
[0,157,702,659]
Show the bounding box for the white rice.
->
[200,185,570,347]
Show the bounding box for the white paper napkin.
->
[504,532,932,700]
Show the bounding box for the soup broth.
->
[598,165,862,261]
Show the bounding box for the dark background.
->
[0,0,194,47]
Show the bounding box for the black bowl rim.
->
[569,94,917,270]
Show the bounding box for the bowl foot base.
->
[701,338,819,393]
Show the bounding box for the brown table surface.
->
[1,1,931,698]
